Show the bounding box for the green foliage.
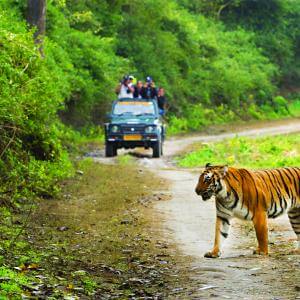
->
[197,0,300,87]
[0,0,299,200]
[0,5,74,200]
[0,267,29,298]
[115,1,277,110]
[288,98,300,117]
[2,0,298,131]
[46,1,129,125]
[47,0,298,130]
[168,97,295,134]
[178,134,300,169]
[81,277,97,295]
[167,104,237,134]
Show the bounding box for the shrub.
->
[0,7,73,200]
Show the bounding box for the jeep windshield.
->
[113,101,155,116]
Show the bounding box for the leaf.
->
[198,285,217,291]
[57,226,69,231]
[28,263,39,270]
[67,283,74,290]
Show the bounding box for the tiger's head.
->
[195,163,228,201]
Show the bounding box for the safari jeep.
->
[104,98,165,158]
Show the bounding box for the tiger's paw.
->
[287,248,300,255]
[204,251,220,258]
[253,248,268,255]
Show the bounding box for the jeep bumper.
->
[106,134,160,149]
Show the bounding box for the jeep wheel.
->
[152,141,162,158]
[105,143,117,157]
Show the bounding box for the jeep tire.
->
[105,142,117,157]
[152,140,162,158]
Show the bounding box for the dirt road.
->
[138,119,300,299]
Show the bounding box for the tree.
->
[27,0,47,55]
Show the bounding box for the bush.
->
[0,7,73,200]
[167,96,297,134]
[47,2,129,126]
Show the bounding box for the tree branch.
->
[217,0,233,19]
[0,127,17,159]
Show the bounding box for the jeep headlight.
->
[145,126,155,133]
[111,125,120,133]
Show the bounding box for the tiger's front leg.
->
[253,210,268,255]
[204,216,231,258]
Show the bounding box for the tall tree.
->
[27,0,46,55]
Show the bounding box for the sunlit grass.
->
[178,134,300,169]
[167,98,300,135]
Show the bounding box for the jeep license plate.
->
[124,135,142,141]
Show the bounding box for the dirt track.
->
[138,119,300,299]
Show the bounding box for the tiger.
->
[195,163,300,258]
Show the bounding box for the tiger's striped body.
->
[195,164,300,258]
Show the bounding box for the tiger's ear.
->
[220,165,228,177]
[205,163,212,168]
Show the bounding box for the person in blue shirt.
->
[140,76,158,99]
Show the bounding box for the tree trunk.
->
[27,0,47,56]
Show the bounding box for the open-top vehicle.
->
[104,98,165,158]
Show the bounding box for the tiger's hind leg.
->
[288,207,300,253]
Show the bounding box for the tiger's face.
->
[195,164,228,201]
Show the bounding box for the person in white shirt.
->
[115,75,134,99]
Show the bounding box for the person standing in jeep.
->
[133,80,143,99]
[157,87,167,116]
[141,76,158,99]
[115,75,134,99]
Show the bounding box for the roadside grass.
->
[0,158,192,298]
[177,134,300,169]
[62,124,104,154]
[167,98,300,136]
[288,99,300,117]
[117,154,134,165]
